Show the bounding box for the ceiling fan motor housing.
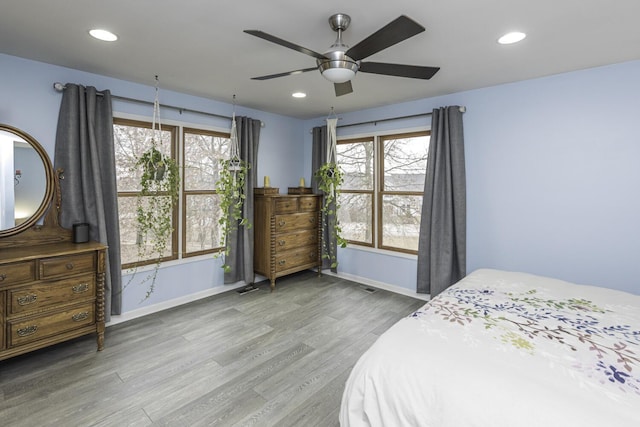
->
[319,13,358,83]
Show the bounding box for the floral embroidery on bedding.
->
[410,286,640,394]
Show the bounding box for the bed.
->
[340,269,640,427]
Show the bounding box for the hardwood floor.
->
[0,271,425,427]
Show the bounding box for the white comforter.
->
[340,269,640,427]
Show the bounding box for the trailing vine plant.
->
[315,113,347,269]
[128,76,180,300]
[214,103,252,273]
[215,157,251,272]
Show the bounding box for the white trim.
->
[107,269,428,328]
[340,243,417,260]
[106,281,248,327]
[324,270,430,302]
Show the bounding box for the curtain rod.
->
[337,106,466,129]
[53,82,233,122]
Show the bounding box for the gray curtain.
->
[416,106,466,297]
[224,116,260,284]
[54,84,122,320]
[311,125,337,272]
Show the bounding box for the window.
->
[182,128,230,257]
[337,131,430,254]
[337,137,374,246]
[114,118,231,268]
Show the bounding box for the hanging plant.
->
[215,156,251,272]
[214,104,252,273]
[315,162,347,268]
[128,76,180,300]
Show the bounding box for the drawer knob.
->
[72,311,89,322]
[0,273,6,281]
[278,240,286,246]
[17,294,38,306]
[308,218,314,223]
[17,325,38,337]
[66,262,75,270]
[72,283,90,293]
[278,220,286,227]
[278,260,286,266]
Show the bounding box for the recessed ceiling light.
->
[89,29,118,42]
[292,92,307,98]
[498,31,526,45]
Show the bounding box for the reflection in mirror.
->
[0,125,53,237]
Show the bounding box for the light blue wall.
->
[2,51,639,315]
[304,60,640,295]
[0,53,306,314]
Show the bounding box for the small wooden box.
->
[287,187,313,195]
[254,187,279,195]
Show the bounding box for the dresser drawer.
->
[275,198,298,214]
[274,246,318,272]
[0,261,36,287]
[9,273,96,315]
[9,303,95,347]
[274,212,318,233]
[39,253,96,279]
[274,230,318,253]
[299,196,319,211]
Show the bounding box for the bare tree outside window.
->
[183,129,230,256]
[114,119,231,267]
[380,132,429,252]
[114,119,176,267]
[337,138,374,245]
[337,131,430,254]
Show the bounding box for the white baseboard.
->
[324,270,430,302]
[107,272,429,328]
[106,281,248,327]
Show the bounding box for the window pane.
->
[338,192,373,244]
[114,122,173,192]
[383,135,429,192]
[381,194,423,252]
[337,140,374,190]
[185,194,223,253]
[184,131,229,191]
[118,196,173,265]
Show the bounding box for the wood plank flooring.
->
[0,271,425,427]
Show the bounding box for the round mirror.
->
[0,124,54,237]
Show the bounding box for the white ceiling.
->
[1,0,639,119]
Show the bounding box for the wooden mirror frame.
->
[0,124,55,238]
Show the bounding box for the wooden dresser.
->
[254,192,322,290]
[0,241,106,361]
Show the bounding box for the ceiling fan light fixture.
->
[321,67,356,83]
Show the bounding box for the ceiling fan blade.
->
[251,67,318,80]
[359,62,440,80]
[334,81,353,96]
[244,30,328,60]
[345,15,425,61]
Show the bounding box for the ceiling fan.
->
[244,13,440,97]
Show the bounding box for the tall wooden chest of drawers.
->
[0,241,106,361]
[254,193,322,290]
